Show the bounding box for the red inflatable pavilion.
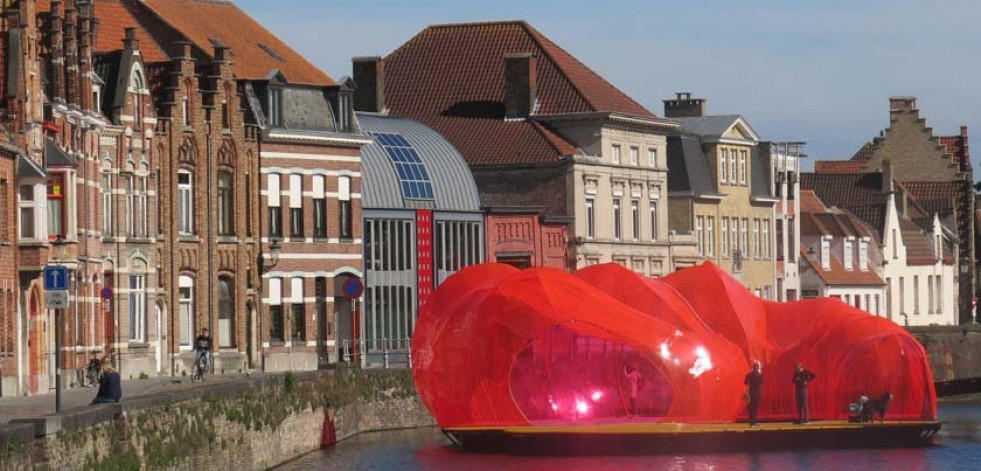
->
[412,263,937,428]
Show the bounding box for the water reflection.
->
[276,404,981,471]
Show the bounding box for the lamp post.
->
[50,236,67,413]
[257,239,280,373]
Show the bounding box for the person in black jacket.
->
[792,363,817,424]
[91,359,122,405]
[744,361,763,426]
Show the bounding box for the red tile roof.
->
[800,248,885,287]
[939,128,970,172]
[383,21,655,166]
[813,160,866,174]
[798,190,828,213]
[76,0,332,85]
[903,181,963,202]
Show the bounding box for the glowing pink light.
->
[575,400,589,414]
[689,346,714,377]
[659,342,672,359]
[590,390,604,401]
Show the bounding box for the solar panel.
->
[373,132,435,200]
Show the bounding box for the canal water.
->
[276,403,981,471]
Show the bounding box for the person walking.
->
[744,361,763,426]
[623,365,642,417]
[792,362,817,424]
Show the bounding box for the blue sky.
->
[237,0,981,172]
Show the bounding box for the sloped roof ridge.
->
[519,22,653,118]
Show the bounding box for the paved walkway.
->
[0,372,270,424]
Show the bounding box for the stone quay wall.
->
[909,325,981,381]
[0,369,435,471]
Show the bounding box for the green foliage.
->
[139,372,150,380]
[284,371,297,394]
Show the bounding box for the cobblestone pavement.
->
[0,372,268,424]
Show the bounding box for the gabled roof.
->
[17,155,45,179]
[666,134,719,197]
[672,115,759,142]
[383,20,656,166]
[357,112,480,212]
[81,0,333,85]
[800,248,885,287]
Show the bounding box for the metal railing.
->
[340,338,412,369]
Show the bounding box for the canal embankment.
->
[0,368,434,471]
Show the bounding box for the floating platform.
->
[444,420,942,454]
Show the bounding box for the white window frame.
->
[102,172,112,235]
[844,238,854,271]
[762,220,770,258]
[585,197,595,239]
[611,144,621,165]
[129,274,146,342]
[859,239,869,271]
[739,150,748,185]
[612,198,622,240]
[179,276,194,349]
[706,217,715,257]
[695,216,704,256]
[753,219,761,259]
[720,149,728,184]
[631,200,640,240]
[178,170,193,235]
[741,218,749,257]
[821,236,831,270]
[649,200,658,242]
[648,148,657,168]
[629,146,639,166]
[721,217,729,258]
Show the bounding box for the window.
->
[102,173,112,235]
[928,276,934,314]
[741,218,749,257]
[123,174,134,236]
[179,276,194,348]
[611,145,621,164]
[178,170,193,235]
[47,175,64,240]
[585,198,595,239]
[776,219,784,261]
[821,236,830,270]
[859,240,869,271]
[129,275,146,342]
[339,176,352,239]
[613,198,622,240]
[762,220,770,258]
[739,150,748,185]
[289,174,303,238]
[629,146,639,166]
[19,185,35,239]
[315,277,331,337]
[268,88,282,127]
[312,175,327,238]
[892,229,898,259]
[844,238,854,270]
[753,219,761,259]
[218,277,235,348]
[631,200,640,240]
[788,217,796,258]
[695,216,704,256]
[874,295,880,316]
[649,200,658,242]
[290,278,305,341]
[182,96,190,125]
[136,175,148,237]
[720,149,728,184]
[706,217,715,257]
[269,277,284,342]
[217,172,234,236]
[267,173,282,238]
[373,133,435,200]
[648,148,657,168]
[731,218,738,260]
[937,274,943,313]
[729,150,738,185]
[721,218,729,257]
[913,276,919,314]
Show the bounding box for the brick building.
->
[813,97,975,324]
[484,208,570,270]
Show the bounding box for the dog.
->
[860,392,893,423]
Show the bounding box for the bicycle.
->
[191,353,208,382]
[76,358,101,387]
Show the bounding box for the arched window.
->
[179,276,194,348]
[217,171,234,236]
[218,277,235,348]
[129,258,147,342]
[130,65,147,129]
[178,169,193,235]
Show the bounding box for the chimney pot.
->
[504,53,536,119]
[352,56,385,113]
[663,92,706,118]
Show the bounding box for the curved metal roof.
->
[357,112,481,211]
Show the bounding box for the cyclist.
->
[194,328,213,377]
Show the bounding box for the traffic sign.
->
[342,278,364,299]
[45,290,69,309]
[44,266,70,291]
[101,287,113,300]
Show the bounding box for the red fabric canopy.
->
[412,262,937,427]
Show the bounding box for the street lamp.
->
[257,239,281,372]
[50,235,67,413]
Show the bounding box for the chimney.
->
[504,53,536,119]
[882,159,894,193]
[889,96,917,112]
[663,92,706,118]
[123,27,139,50]
[213,45,229,63]
[352,56,384,113]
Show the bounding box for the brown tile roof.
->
[939,128,970,172]
[813,160,866,174]
[800,248,885,286]
[75,0,332,85]
[904,181,963,202]
[850,142,877,162]
[383,21,654,166]
[900,217,939,266]
[798,190,828,213]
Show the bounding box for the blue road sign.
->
[342,278,364,299]
[44,266,70,291]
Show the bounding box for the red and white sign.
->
[416,210,434,308]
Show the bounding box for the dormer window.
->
[821,236,831,270]
[267,88,282,127]
[860,238,869,271]
[843,237,854,271]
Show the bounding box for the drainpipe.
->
[207,133,214,373]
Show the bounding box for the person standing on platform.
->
[792,362,817,424]
[744,361,763,426]
[623,365,642,417]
